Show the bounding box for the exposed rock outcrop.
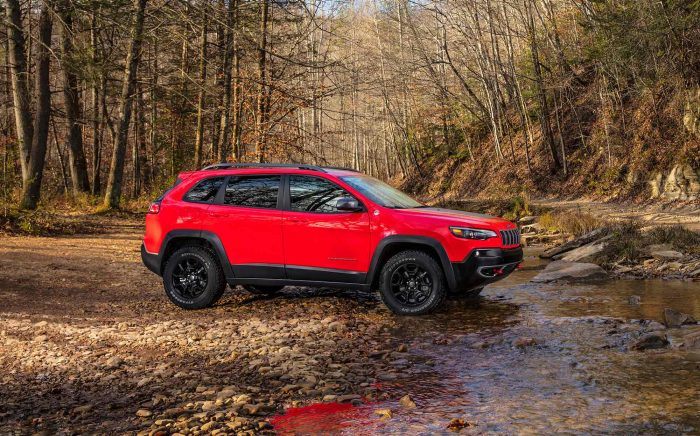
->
[532,261,608,283]
[649,164,700,200]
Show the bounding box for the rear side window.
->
[289,175,354,213]
[183,177,225,203]
[224,176,280,209]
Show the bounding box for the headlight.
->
[450,227,497,240]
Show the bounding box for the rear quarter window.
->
[183,177,225,203]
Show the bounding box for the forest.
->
[1,0,699,211]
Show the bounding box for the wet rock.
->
[631,332,669,351]
[399,394,416,409]
[532,261,608,283]
[337,394,361,403]
[374,408,392,419]
[628,295,641,305]
[513,337,537,348]
[664,308,697,328]
[447,418,474,432]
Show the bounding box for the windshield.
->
[340,175,423,209]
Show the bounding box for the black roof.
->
[201,163,359,173]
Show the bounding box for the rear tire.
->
[243,285,285,295]
[379,250,446,315]
[163,246,226,309]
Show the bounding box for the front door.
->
[203,174,285,279]
[283,175,371,284]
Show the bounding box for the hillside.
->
[402,82,700,204]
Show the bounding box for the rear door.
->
[282,175,371,283]
[203,174,285,279]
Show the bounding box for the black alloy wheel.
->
[390,262,433,307]
[171,256,209,299]
[379,250,447,315]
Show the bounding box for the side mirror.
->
[336,197,363,212]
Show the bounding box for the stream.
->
[272,249,700,434]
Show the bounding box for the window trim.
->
[181,176,227,204]
[214,174,284,210]
[284,174,365,214]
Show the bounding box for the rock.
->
[518,215,538,225]
[540,228,606,259]
[374,408,392,419]
[531,261,608,283]
[398,394,416,409]
[200,421,219,432]
[105,356,123,369]
[679,328,700,350]
[33,335,48,342]
[72,405,93,414]
[664,308,697,328]
[201,401,217,411]
[447,418,473,432]
[396,344,408,353]
[322,394,337,402]
[556,235,613,262]
[136,409,153,418]
[631,332,669,351]
[628,295,641,305]
[513,337,537,348]
[521,223,542,234]
[651,250,684,261]
[337,394,361,403]
[661,164,700,200]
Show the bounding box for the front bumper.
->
[451,247,523,291]
[141,243,162,275]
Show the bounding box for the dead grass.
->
[538,211,605,237]
[0,209,104,236]
[594,223,700,265]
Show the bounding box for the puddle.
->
[272,249,700,433]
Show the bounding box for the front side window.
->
[183,177,225,203]
[289,175,356,213]
[340,175,422,209]
[224,175,280,209]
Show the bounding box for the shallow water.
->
[274,249,700,434]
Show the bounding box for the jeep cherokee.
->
[141,163,523,315]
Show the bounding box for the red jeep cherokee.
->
[141,163,522,315]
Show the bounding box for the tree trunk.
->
[20,4,53,210]
[5,0,33,181]
[525,0,559,170]
[90,11,103,195]
[193,3,208,169]
[59,3,91,194]
[218,0,236,162]
[104,0,148,209]
[254,0,269,162]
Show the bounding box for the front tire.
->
[379,250,447,315]
[163,246,226,309]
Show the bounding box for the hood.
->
[394,207,516,228]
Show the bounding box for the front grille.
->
[500,228,521,246]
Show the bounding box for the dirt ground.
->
[0,217,406,434]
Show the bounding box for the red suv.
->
[141,164,522,315]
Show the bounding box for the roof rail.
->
[202,163,326,172]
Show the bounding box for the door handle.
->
[287,218,307,223]
[208,211,226,218]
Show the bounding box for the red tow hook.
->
[494,267,505,276]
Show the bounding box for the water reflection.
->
[281,248,700,433]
